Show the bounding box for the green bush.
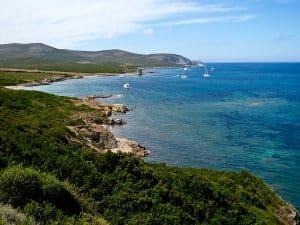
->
[0,203,36,225]
[0,166,42,206]
[0,88,292,225]
[0,165,81,215]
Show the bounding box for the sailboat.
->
[203,67,210,77]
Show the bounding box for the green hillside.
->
[0,73,298,225]
[0,43,192,72]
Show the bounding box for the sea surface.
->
[23,63,300,209]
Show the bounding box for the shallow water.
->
[23,63,300,208]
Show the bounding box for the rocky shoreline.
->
[4,71,149,157]
[70,97,150,157]
[2,69,300,222]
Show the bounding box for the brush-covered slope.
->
[0,74,298,225]
[0,43,192,72]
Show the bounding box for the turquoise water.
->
[24,63,300,208]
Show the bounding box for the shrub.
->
[0,166,42,206]
[0,165,81,215]
[0,203,36,225]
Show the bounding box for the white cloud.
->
[156,14,256,26]
[143,28,155,35]
[0,0,253,48]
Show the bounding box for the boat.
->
[181,75,187,79]
[119,75,125,78]
[123,83,130,88]
[203,67,210,77]
[197,63,205,67]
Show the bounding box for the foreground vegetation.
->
[0,75,297,224]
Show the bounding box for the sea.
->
[22,63,300,209]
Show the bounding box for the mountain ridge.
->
[0,43,192,70]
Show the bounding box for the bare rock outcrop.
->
[68,125,117,151]
[67,124,149,157]
[110,137,150,157]
[69,97,148,157]
[99,104,129,113]
[276,204,299,225]
[76,99,129,114]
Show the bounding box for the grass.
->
[0,71,70,86]
[0,60,138,74]
[0,64,138,86]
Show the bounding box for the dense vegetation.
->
[0,75,295,224]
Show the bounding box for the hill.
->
[0,43,192,72]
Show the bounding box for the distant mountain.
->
[0,43,192,71]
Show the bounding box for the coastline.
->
[4,70,150,157]
[2,67,138,89]
[1,68,300,224]
[0,67,137,77]
[73,97,150,157]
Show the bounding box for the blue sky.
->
[1,0,299,62]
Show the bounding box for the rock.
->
[115,118,125,125]
[110,137,150,157]
[80,94,113,101]
[108,118,126,125]
[73,75,84,79]
[68,125,118,150]
[93,117,104,124]
[106,108,112,117]
[78,100,129,114]
[276,205,300,225]
[97,104,129,113]
[111,104,129,113]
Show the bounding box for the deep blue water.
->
[23,63,300,209]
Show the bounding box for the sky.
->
[0,0,299,62]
